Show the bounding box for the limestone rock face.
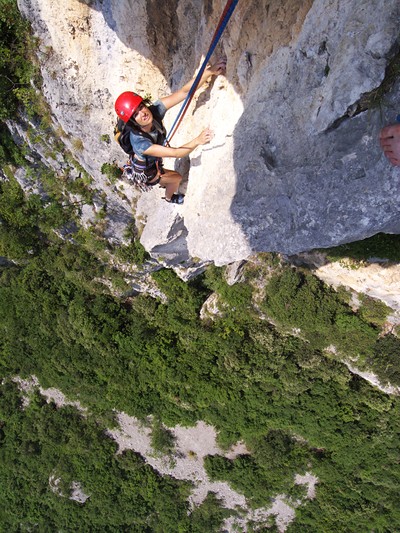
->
[16,0,400,265]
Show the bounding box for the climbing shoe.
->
[166,193,185,204]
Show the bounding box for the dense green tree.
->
[0,0,40,120]
[367,334,400,385]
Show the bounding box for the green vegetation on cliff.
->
[0,0,41,120]
[1,169,400,531]
[0,382,230,532]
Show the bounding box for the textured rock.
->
[16,0,400,265]
[229,0,400,261]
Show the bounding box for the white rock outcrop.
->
[16,0,400,266]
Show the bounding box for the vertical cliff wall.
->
[16,0,400,265]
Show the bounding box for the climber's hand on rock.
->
[380,124,400,166]
[206,58,227,77]
[197,128,214,145]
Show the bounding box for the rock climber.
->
[114,58,227,204]
[380,123,400,166]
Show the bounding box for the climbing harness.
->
[166,0,239,143]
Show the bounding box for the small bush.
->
[71,138,84,151]
[358,294,391,327]
[115,240,149,265]
[150,419,176,456]
[101,163,122,184]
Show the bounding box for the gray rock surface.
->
[16,0,400,266]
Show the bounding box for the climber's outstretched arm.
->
[143,128,214,159]
[161,58,226,111]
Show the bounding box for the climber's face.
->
[134,103,153,128]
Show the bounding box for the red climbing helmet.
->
[115,91,143,123]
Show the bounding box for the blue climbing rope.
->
[166,0,239,143]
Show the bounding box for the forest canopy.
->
[1,175,400,530]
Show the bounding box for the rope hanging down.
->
[166,0,239,143]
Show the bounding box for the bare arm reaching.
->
[160,59,227,111]
[143,128,214,159]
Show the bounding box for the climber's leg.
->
[156,169,183,201]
